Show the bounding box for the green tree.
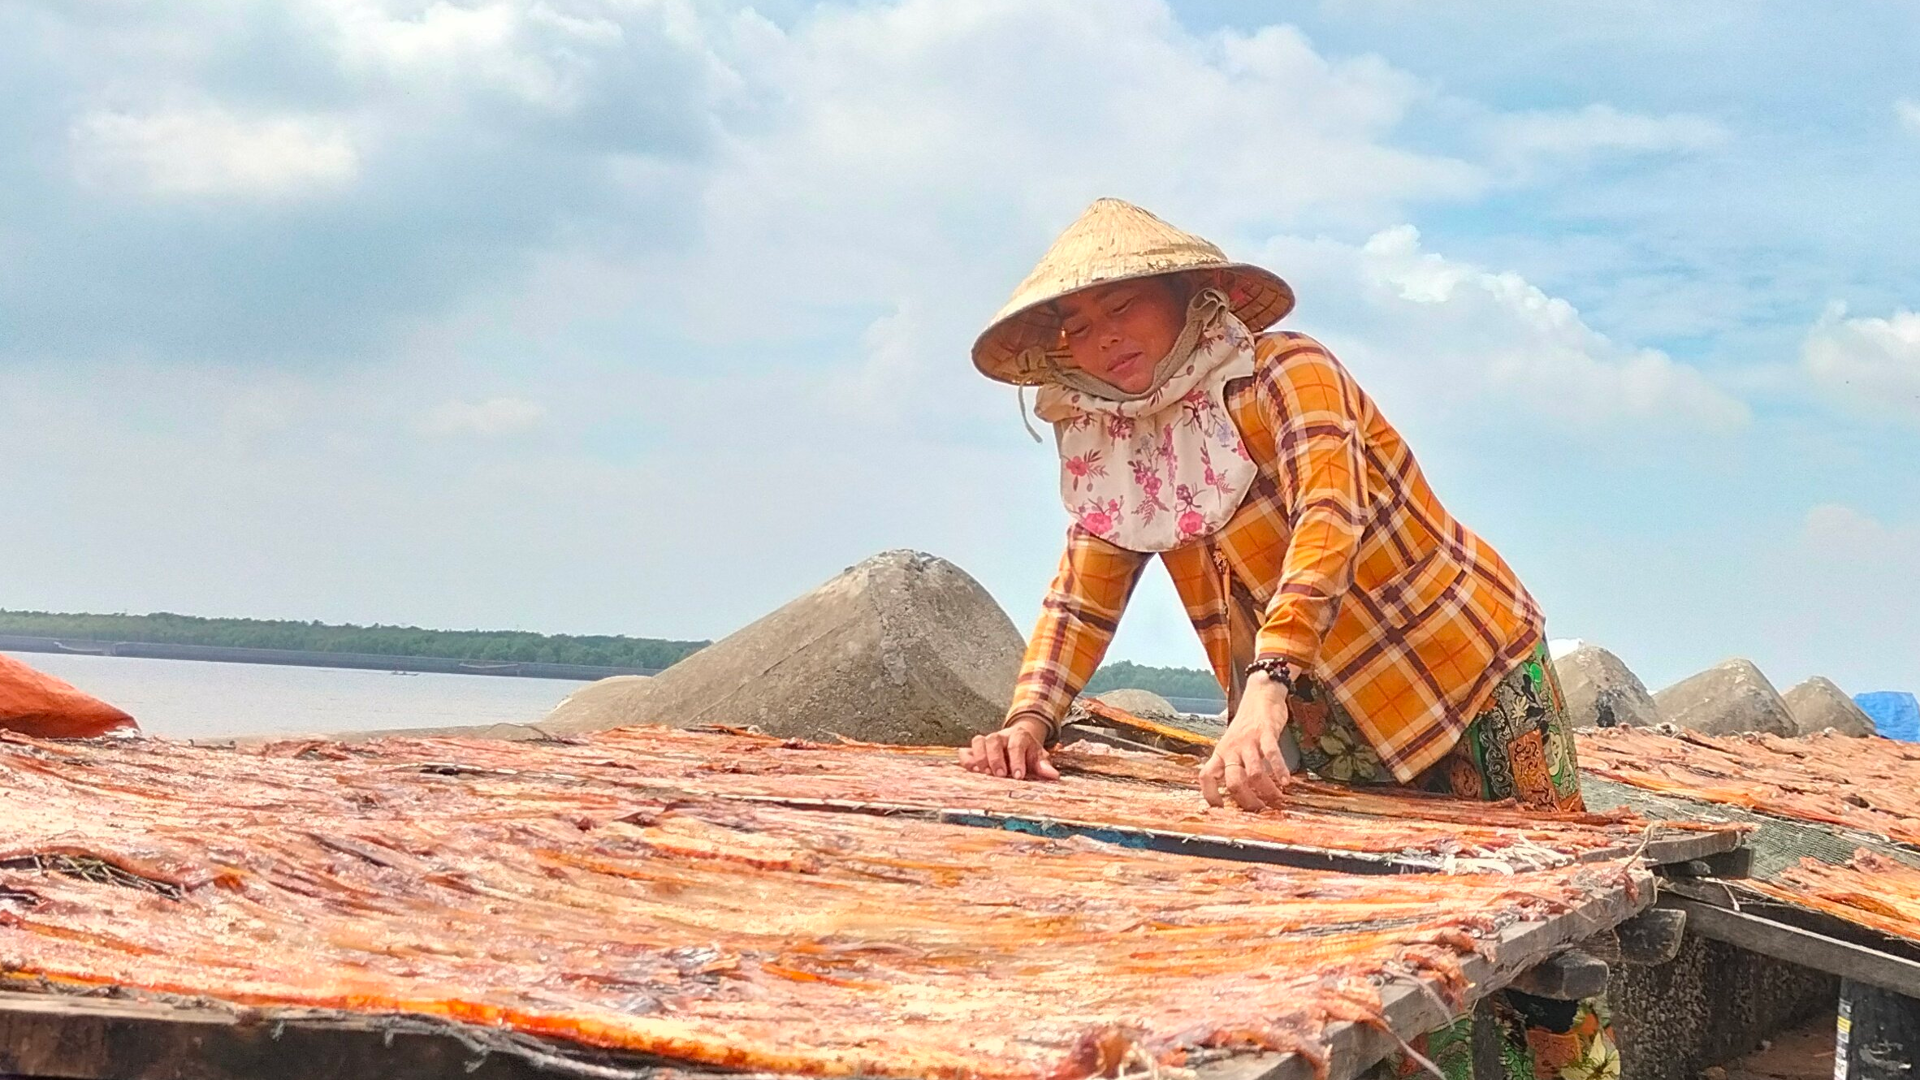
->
[0,610,709,670]
[1083,660,1225,701]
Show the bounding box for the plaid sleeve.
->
[1006,526,1150,740]
[1252,337,1369,671]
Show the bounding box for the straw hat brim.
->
[971,263,1294,387]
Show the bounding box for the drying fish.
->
[1580,726,1920,847]
[1745,851,1920,945]
[250,725,1714,872]
[0,729,1652,1080]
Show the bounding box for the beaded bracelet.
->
[1243,657,1295,693]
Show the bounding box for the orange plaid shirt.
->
[1009,332,1544,782]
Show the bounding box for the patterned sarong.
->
[1288,642,1621,1080]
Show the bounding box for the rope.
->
[1017,385,1043,443]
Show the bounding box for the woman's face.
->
[1055,278,1186,395]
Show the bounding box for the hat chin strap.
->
[1016,385,1044,444]
[1046,288,1231,402]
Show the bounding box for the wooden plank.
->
[730,795,1730,876]
[1582,826,1745,869]
[1504,949,1609,1000]
[1614,907,1688,966]
[0,991,665,1080]
[723,795,1456,874]
[947,811,1735,874]
[1069,700,1220,750]
[1050,726,1176,756]
[933,810,1456,875]
[1660,877,1920,965]
[1195,867,1654,1080]
[959,808,1741,871]
[1660,894,1920,1000]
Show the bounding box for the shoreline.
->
[0,635,655,682]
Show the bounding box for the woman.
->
[959,200,1613,1080]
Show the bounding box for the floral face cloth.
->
[1033,293,1257,552]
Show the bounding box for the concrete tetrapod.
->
[1652,658,1797,738]
[1552,645,1659,730]
[1095,688,1180,718]
[1781,676,1877,737]
[544,675,654,722]
[541,550,1024,746]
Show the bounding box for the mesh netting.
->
[1582,775,1920,881]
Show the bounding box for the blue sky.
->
[3,0,1917,698]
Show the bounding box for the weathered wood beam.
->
[1661,894,1920,999]
[1506,948,1610,1000]
[729,794,1745,877]
[1614,907,1688,966]
[1195,867,1654,1080]
[0,992,658,1080]
[1582,827,1744,869]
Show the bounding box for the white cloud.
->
[827,303,938,421]
[327,0,530,76]
[1802,303,1920,424]
[0,355,1057,650]
[633,4,1737,449]
[419,397,548,438]
[1802,503,1915,552]
[681,1,1485,316]
[69,106,358,198]
[1263,225,1749,434]
[1485,103,1728,174]
[20,0,1901,691]
[317,0,735,116]
[601,0,1507,445]
[1898,98,1920,136]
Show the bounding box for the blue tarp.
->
[1855,691,1919,741]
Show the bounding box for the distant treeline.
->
[0,611,709,670]
[5,608,1225,697]
[1084,660,1224,701]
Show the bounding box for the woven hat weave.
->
[971,198,1294,386]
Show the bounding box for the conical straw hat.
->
[971,198,1294,386]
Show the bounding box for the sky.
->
[3,0,1918,697]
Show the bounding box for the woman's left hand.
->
[1200,673,1292,810]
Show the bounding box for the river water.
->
[11,652,588,740]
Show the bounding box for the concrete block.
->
[1653,659,1797,738]
[1094,688,1178,718]
[541,550,1024,746]
[1782,676,1877,738]
[1554,644,1659,730]
[1509,948,1610,1000]
[543,675,653,724]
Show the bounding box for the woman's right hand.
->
[959,716,1060,781]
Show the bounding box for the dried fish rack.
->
[0,860,1671,1080]
[0,830,1726,1079]
[718,789,1740,876]
[0,727,1744,1080]
[1588,775,1920,1078]
[1586,776,1920,988]
[0,882,1655,1080]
